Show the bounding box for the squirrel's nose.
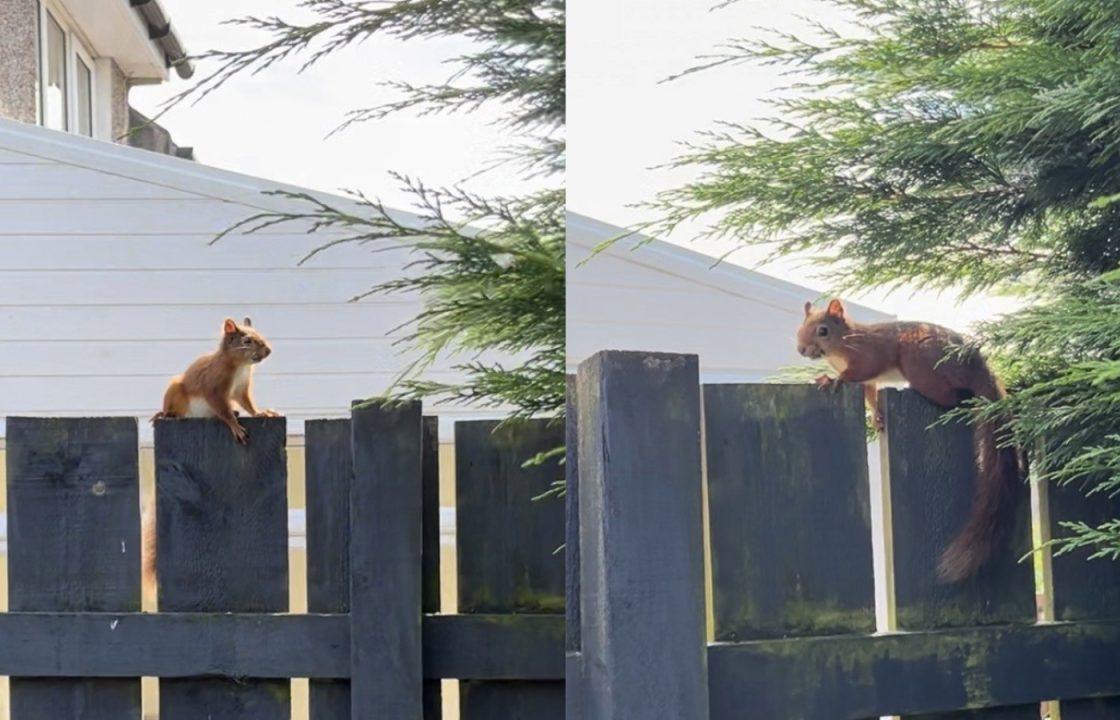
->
[797,344,807,357]
[262,346,272,358]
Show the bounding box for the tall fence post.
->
[565,375,584,720]
[349,399,424,718]
[577,351,709,719]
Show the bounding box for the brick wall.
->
[0,0,38,125]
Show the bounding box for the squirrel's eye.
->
[817,326,829,337]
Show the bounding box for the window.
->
[74,52,93,137]
[37,2,99,138]
[41,10,67,131]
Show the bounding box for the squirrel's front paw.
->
[231,423,249,445]
[814,374,837,391]
[256,409,282,418]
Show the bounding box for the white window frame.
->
[38,4,68,132]
[70,38,96,137]
[37,0,106,140]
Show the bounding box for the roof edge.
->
[0,117,424,227]
[130,0,194,79]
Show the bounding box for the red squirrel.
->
[151,316,278,444]
[143,317,279,596]
[796,299,1020,582]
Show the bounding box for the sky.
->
[130,0,536,209]
[568,0,1022,330]
[137,0,1020,333]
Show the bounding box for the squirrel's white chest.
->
[827,352,908,387]
[185,366,251,418]
[825,353,848,374]
[872,367,908,387]
[184,397,213,418]
[230,365,252,395]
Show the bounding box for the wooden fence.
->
[2,402,564,719]
[567,350,1120,719]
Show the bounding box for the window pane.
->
[42,12,66,131]
[75,56,92,136]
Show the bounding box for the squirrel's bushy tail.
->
[937,371,1022,583]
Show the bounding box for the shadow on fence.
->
[2,403,565,719]
[567,350,1120,720]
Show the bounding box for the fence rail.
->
[568,350,1120,720]
[3,405,565,719]
[0,612,562,679]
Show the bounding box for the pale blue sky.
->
[132,0,538,208]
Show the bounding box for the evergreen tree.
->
[652,0,1120,556]
[173,0,564,424]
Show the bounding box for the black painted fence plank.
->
[1061,697,1120,719]
[6,416,143,720]
[305,419,352,719]
[881,389,1034,629]
[349,400,424,717]
[704,383,875,641]
[456,418,565,720]
[1050,479,1120,622]
[564,376,584,719]
[908,708,1047,720]
[1049,476,1120,716]
[423,614,565,680]
[577,351,709,719]
[880,390,1036,720]
[0,612,560,680]
[154,417,290,719]
[305,415,439,718]
[0,612,346,678]
[707,620,1120,719]
[421,416,443,720]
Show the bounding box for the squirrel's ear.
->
[827,299,845,318]
[222,318,238,335]
[242,316,253,328]
[804,301,812,317]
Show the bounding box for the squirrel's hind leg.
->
[156,378,190,421]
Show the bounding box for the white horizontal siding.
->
[567,282,804,330]
[0,234,414,270]
[0,338,408,375]
[566,212,894,380]
[0,164,196,199]
[0,120,514,439]
[0,269,418,305]
[0,372,464,412]
[0,198,290,235]
[0,303,416,340]
[0,149,51,164]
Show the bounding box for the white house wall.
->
[566,212,893,381]
[0,119,511,439]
